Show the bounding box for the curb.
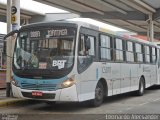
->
[0,99,36,107]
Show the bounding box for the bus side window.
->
[151,47,156,64]
[126,41,134,62]
[135,43,143,63]
[115,38,124,61]
[145,46,150,63]
[99,34,111,61]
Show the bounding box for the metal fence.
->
[0,34,5,49]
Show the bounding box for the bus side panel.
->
[131,64,140,91]
[136,64,144,89]
[111,63,121,95]
[121,63,130,93]
[78,63,99,101]
[101,62,112,96]
[143,64,151,88]
[151,64,157,86]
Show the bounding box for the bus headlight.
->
[61,77,75,88]
[11,77,19,87]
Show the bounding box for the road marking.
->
[118,107,133,113]
[118,97,160,113]
[139,97,160,106]
[126,107,133,110]
[148,98,156,101]
[139,102,150,106]
[153,98,160,102]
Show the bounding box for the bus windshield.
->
[13,27,76,79]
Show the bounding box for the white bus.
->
[6,21,159,107]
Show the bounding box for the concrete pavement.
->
[1,86,160,120]
[0,89,30,107]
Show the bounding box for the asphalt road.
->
[1,86,160,120]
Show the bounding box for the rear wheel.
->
[136,77,145,96]
[90,81,104,107]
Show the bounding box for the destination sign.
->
[47,29,67,37]
[29,28,75,38]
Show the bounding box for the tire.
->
[136,77,145,96]
[90,81,104,107]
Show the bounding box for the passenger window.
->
[126,41,134,62]
[152,47,156,63]
[145,46,150,63]
[115,38,124,61]
[100,34,111,60]
[135,43,143,62]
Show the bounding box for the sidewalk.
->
[0,89,29,107]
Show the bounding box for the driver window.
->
[88,36,95,56]
[79,34,85,55]
[79,34,95,56]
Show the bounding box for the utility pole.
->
[6,0,20,97]
[6,0,12,97]
[148,14,154,42]
[12,0,20,30]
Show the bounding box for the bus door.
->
[78,27,98,100]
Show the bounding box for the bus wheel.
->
[90,81,104,107]
[137,77,145,96]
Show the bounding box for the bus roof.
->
[20,21,78,30]
[20,21,157,47]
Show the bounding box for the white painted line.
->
[126,107,133,110]
[153,98,160,102]
[139,102,150,106]
[138,97,160,106]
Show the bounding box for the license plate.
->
[32,91,43,96]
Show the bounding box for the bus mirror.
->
[3,30,19,40]
[85,38,91,50]
[3,30,19,55]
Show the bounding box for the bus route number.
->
[30,31,40,38]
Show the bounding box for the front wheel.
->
[136,77,145,96]
[90,82,104,107]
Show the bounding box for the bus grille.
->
[21,83,57,91]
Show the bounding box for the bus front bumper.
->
[11,84,79,102]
